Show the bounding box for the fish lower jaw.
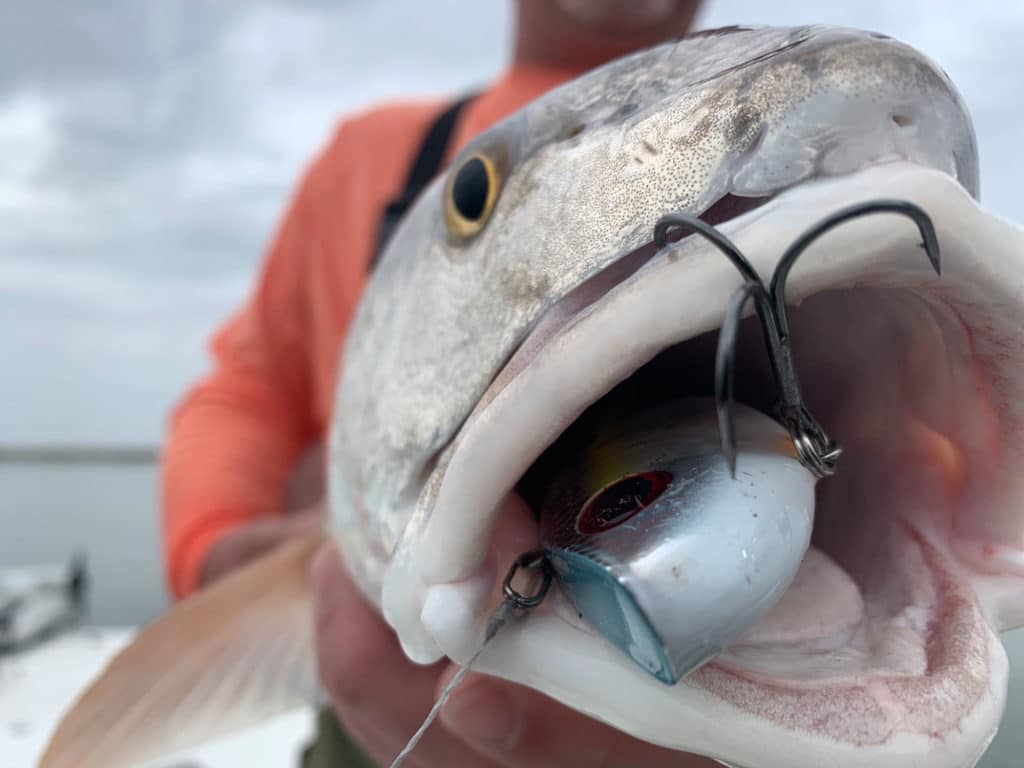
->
[381,161,1024,767]
[701,524,1004,755]
[419,517,1007,768]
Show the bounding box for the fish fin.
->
[39,534,327,768]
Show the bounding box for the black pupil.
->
[591,476,653,523]
[452,157,489,221]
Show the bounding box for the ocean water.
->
[0,465,169,625]
[0,464,1022,766]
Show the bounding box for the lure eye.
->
[576,471,672,535]
[444,153,499,238]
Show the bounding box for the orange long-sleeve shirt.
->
[162,66,579,599]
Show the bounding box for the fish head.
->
[329,25,1022,768]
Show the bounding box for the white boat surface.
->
[0,627,315,768]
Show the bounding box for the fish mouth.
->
[383,162,1024,768]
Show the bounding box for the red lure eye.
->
[576,471,672,535]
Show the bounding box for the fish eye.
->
[444,153,500,238]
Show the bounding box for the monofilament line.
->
[389,552,552,767]
[389,600,519,768]
[388,645,485,768]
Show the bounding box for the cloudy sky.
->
[2,0,1022,444]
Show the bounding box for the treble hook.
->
[768,200,941,340]
[655,199,941,479]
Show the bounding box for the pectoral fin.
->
[39,534,326,768]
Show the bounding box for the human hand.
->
[310,502,716,767]
[199,503,324,587]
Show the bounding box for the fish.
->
[40,24,1024,768]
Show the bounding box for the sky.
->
[1,0,1023,444]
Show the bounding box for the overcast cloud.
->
[1,0,1022,443]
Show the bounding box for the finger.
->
[200,526,279,586]
[310,543,498,768]
[439,669,718,768]
[201,513,324,587]
[281,506,325,534]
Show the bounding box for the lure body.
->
[536,399,816,683]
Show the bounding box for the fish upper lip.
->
[478,194,776,411]
[420,162,966,586]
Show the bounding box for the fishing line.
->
[388,659,474,766]
[389,552,552,768]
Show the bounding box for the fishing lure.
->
[535,397,813,684]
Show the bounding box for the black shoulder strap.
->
[372,94,476,269]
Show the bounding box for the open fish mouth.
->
[383,162,1024,768]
